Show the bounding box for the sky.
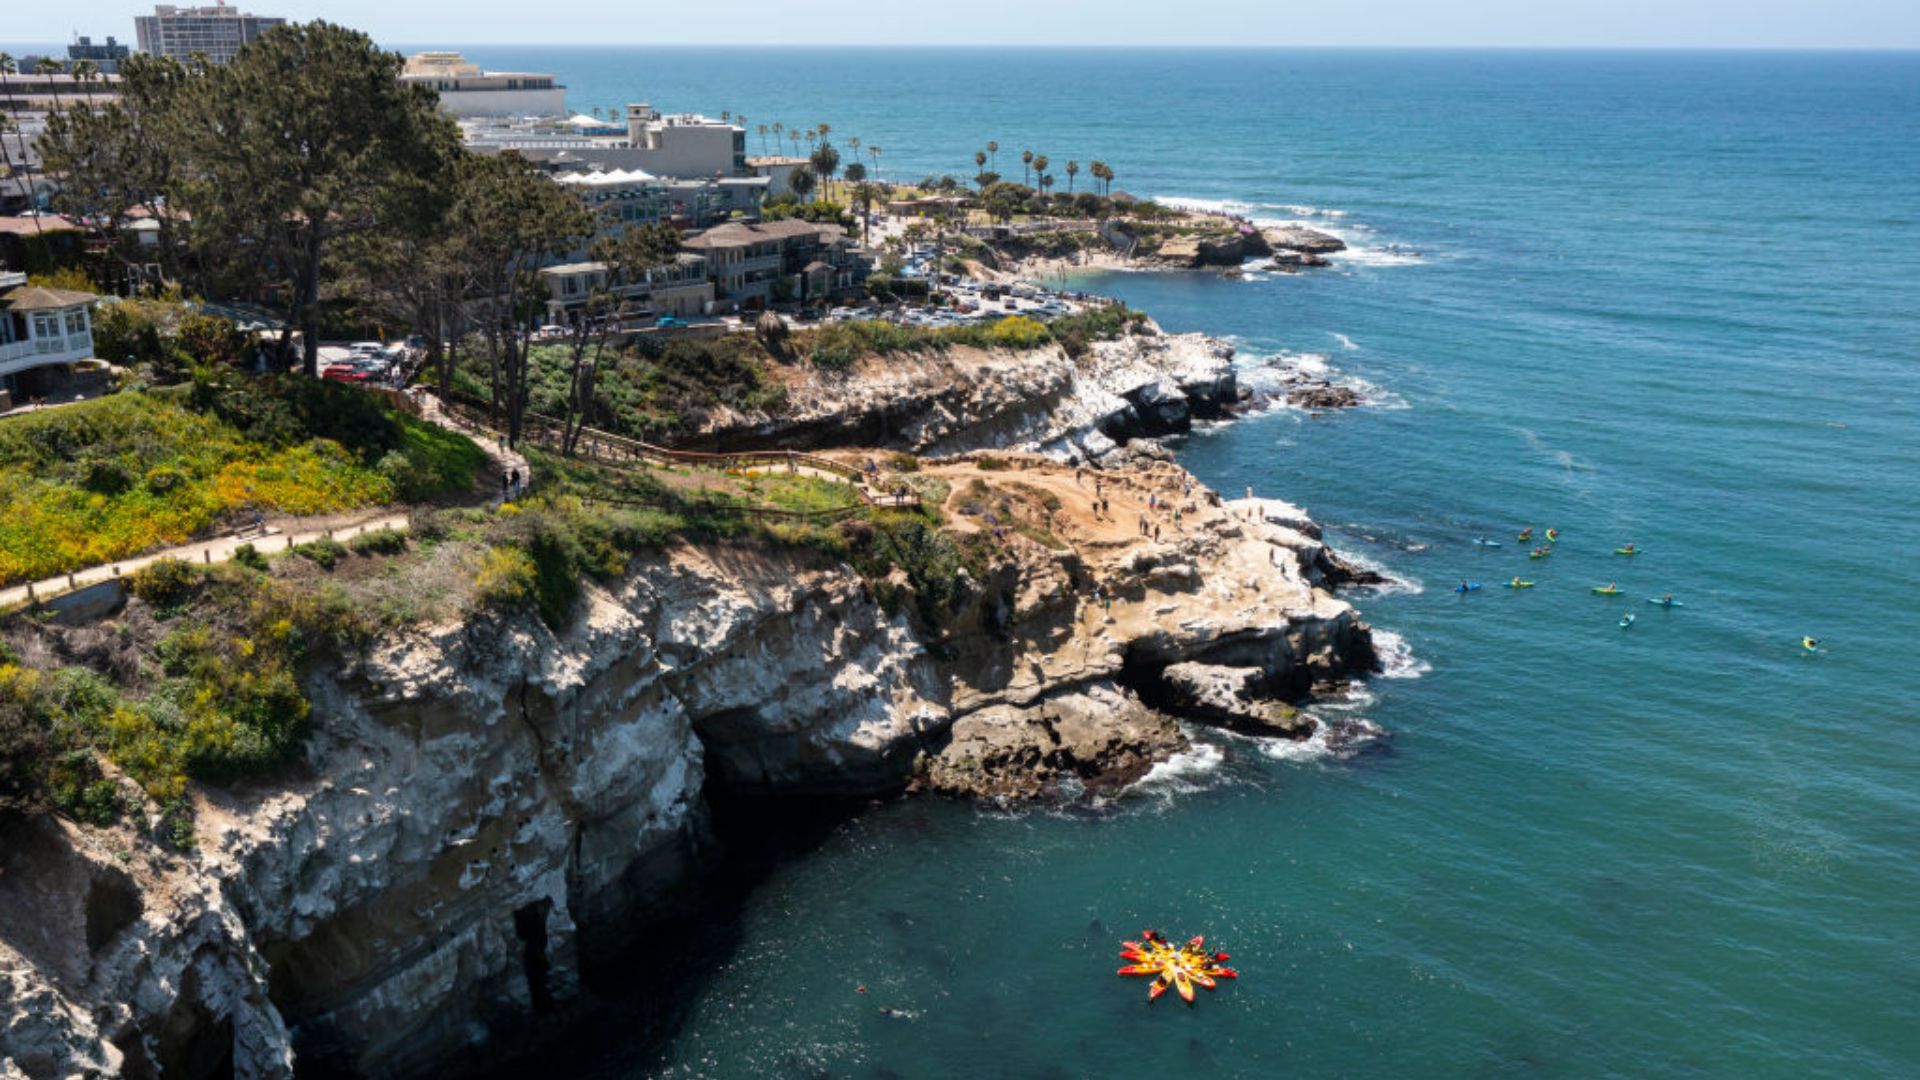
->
[7,0,1920,50]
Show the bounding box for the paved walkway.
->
[0,513,411,610]
[0,391,533,612]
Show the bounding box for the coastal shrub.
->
[974,456,1010,472]
[986,316,1051,350]
[230,544,269,572]
[130,558,201,610]
[293,538,346,570]
[473,545,539,614]
[810,338,859,372]
[348,527,408,557]
[0,383,471,587]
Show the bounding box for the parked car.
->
[655,315,688,329]
[322,366,371,383]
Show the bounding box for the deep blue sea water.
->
[455,48,1920,1077]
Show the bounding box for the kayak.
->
[1591,587,1623,596]
[1517,529,1535,542]
[1529,548,1553,559]
[1506,580,1536,588]
[1545,529,1560,542]
[1802,637,1820,652]
[1620,614,1636,628]
[1614,548,1640,556]
[1645,597,1685,607]
[1455,583,1483,593]
[1473,539,1503,548]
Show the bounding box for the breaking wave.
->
[1371,628,1432,679]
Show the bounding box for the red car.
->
[322,366,371,383]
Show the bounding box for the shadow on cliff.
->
[469,778,873,1080]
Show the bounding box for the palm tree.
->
[1040,174,1055,199]
[1021,149,1034,186]
[810,143,840,200]
[772,121,784,149]
[805,128,818,150]
[848,135,860,165]
[868,145,880,180]
[788,165,815,202]
[721,110,731,122]
[1066,160,1079,196]
[974,150,987,175]
[817,122,831,143]
[757,124,769,154]
[1030,155,1049,193]
[986,140,998,173]
[789,130,802,155]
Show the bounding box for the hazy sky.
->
[8,0,1920,49]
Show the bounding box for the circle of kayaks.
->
[1118,931,1237,1005]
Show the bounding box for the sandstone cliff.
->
[685,326,1242,463]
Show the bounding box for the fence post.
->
[26,582,35,602]
[204,549,212,564]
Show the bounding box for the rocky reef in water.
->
[0,329,1388,1079]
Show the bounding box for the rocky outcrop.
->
[1156,662,1317,738]
[688,327,1241,466]
[1261,225,1347,255]
[916,682,1184,800]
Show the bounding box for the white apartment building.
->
[134,4,286,65]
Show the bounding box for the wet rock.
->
[1157,662,1318,738]
[1286,383,1364,410]
[1261,225,1347,255]
[919,683,1187,800]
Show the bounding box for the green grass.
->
[0,381,482,585]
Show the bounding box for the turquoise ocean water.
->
[457,48,1920,1077]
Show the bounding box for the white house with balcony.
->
[0,271,102,408]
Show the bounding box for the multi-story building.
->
[746,156,813,202]
[0,270,100,406]
[399,52,566,118]
[134,4,286,66]
[680,220,865,308]
[549,168,765,234]
[539,254,715,323]
[464,105,748,182]
[68,36,133,74]
[551,169,671,234]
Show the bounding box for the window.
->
[32,313,58,340]
[65,311,87,336]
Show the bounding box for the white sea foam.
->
[1126,740,1227,799]
[1331,332,1359,351]
[1371,628,1432,680]
[1155,193,1426,270]
[1335,548,1423,596]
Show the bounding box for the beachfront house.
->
[680,220,866,308]
[0,271,104,409]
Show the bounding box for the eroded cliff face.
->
[0,425,1380,1080]
[686,327,1242,463]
